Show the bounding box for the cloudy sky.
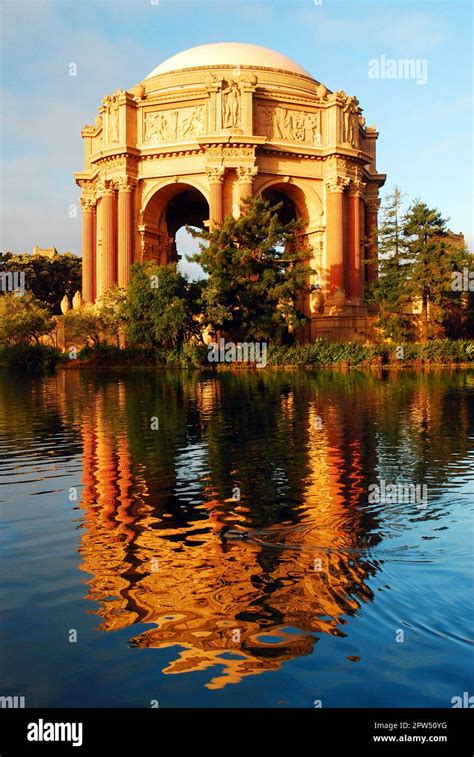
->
[1,0,472,273]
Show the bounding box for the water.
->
[0,368,473,708]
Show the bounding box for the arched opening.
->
[260,183,313,341]
[141,182,209,278]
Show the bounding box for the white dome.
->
[146,42,313,79]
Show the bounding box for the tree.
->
[0,252,82,314]
[403,201,467,341]
[122,263,200,349]
[62,286,127,347]
[0,293,54,345]
[189,195,315,343]
[368,192,471,341]
[367,187,415,341]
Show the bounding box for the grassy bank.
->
[62,339,474,370]
[1,339,473,373]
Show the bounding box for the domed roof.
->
[146,42,313,79]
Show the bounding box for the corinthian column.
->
[365,195,381,284]
[347,180,364,299]
[206,167,225,229]
[80,197,96,303]
[237,166,258,208]
[325,177,348,292]
[117,177,135,289]
[99,179,117,293]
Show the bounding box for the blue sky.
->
[1,0,472,263]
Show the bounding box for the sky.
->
[0,0,472,273]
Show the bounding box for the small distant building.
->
[32,245,58,259]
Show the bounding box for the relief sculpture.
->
[144,105,205,143]
[256,105,321,145]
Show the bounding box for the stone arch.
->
[254,177,324,224]
[139,179,210,265]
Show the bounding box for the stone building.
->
[75,42,385,340]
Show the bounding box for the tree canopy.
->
[189,195,315,343]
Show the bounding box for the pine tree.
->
[368,187,414,340]
[189,195,315,343]
[402,201,465,341]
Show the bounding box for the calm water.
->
[0,368,473,708]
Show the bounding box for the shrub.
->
[3,344,59,373]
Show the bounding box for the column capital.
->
[325,176,350,194]
[96,178,118,199]
[236,165,258,184]
[206,166,225,185]
[80,197,96,212]
[365,196,381,210]
[116,176,137,193]
[348,179,366,198]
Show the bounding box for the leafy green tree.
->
[123,263,200,348]
[62,307,103,348]
[0,252,81,314]
[0,293,54,345]
[403,201,468,341]
[189,195,315,343]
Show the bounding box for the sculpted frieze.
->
[144,105,206,143]
[256,104,321,145]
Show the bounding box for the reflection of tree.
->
[65,368,474,689]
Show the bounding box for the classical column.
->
[117,178,135,289]
[365,196,380,284]
[206,167,225,229]
[347,180,364,299]
[80,197,96,303]
[325,177,348,292]
[99,179,117,292]
[237,166,258,207]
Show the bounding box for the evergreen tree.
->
[189,195,315,343]
[402,201,466,341]
[368,187,414,340]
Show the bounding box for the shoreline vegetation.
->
[1,339,474,374]
[1,197,472,374]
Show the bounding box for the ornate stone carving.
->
[342,96,360,146]
[325,176,350,193]
[206,145,255,160]
[222,80,241,129]
[256,104,321,145]
[144,105,205,143]
[96,178,117,198]
[236,166,258,184]
[80,197,96,212]
[116,176,136,192]
[348,179,366,198]
[206,166,225,184]
[103,92,123,144]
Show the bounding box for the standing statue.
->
[72,291,82,310]
[109,97,120,143]
[222,80,240,128]
[60,295,70,314]
[342,97,356,144]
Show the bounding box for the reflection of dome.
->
[146,42,313,79]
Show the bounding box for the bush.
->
[3,344,59,373]
[77,344,153,366]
